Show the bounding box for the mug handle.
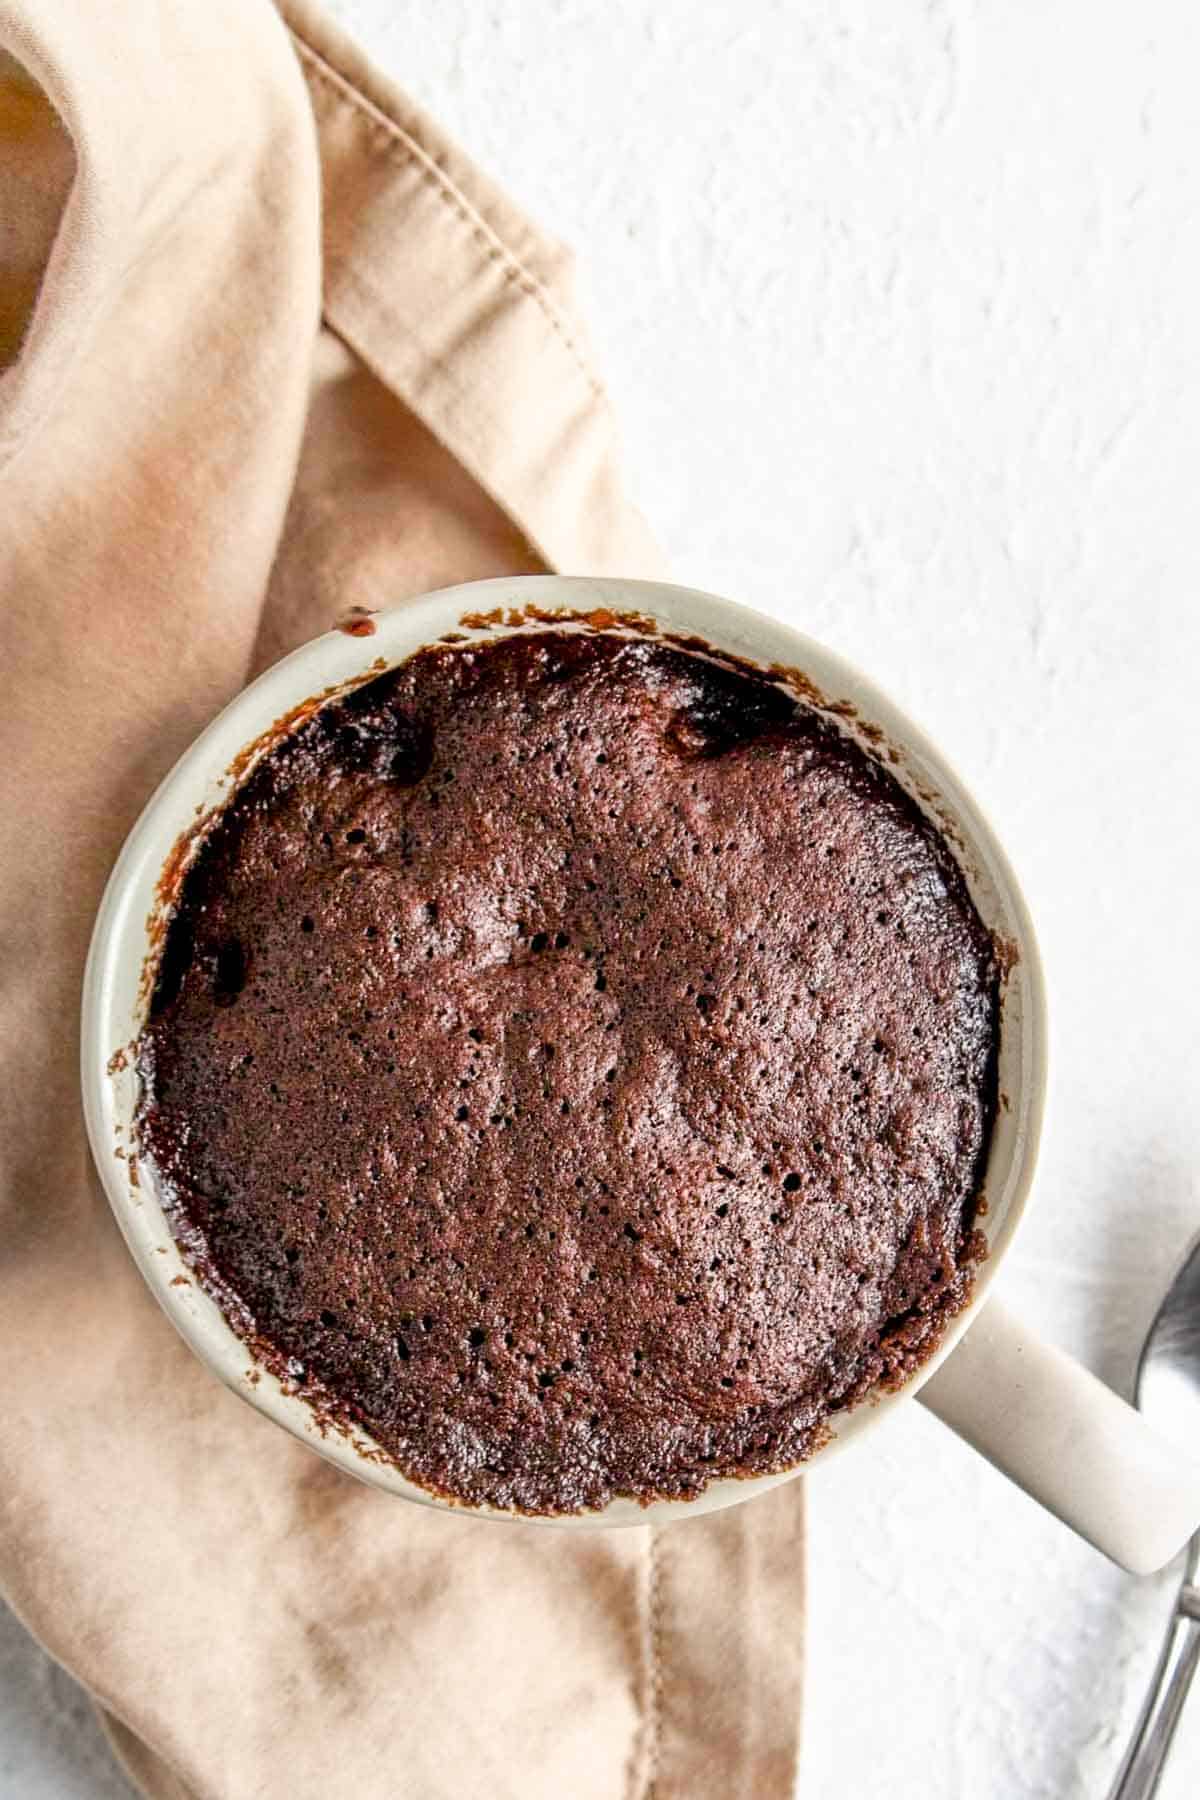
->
[918,1297,1200,1574]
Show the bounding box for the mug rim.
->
[81,574,1048,1527]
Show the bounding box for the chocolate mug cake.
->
[136,627,998,1513]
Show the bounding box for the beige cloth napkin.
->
[0,2,806,1795]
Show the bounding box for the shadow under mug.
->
[81,575,1200,1572]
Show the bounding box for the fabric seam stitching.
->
[646,1525,663,1800]
[321,263,558,573]
[287,29,606,405]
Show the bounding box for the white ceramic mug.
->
[81,575,1200,1571]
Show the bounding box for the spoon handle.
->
[1109,1581,1200,1800]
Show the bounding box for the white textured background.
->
[4,2,1199,1796]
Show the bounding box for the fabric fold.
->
[285,1,662,578]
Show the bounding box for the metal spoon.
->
[1108,1233,1200,1800]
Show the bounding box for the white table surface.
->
[4,2,1199,1795]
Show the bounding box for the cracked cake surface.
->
[138,628,998,1512]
